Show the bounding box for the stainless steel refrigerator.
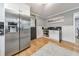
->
[19,15,30,51]
[5,9,31,56]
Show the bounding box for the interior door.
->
[5,11,19,56]
[19,15,31,51]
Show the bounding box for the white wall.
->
[31,16,35,27]
[36,16,45,38]
[47,8,79,43]
[36,26,43,38]
[0,3,5,56]
[36,16,45,27]
[62,25,75,43]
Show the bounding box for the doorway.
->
[74,12,79,45]
[31,15,37,40]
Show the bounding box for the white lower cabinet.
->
[49,30,59,41]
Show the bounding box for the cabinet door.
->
[0,4,4,20]
[5,3,20,15]
[19,4,30,17]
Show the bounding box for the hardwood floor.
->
[15,37,79,56]
[15,37,49,56]
[48,38,79,52]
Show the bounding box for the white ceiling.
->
[28,3,79,19]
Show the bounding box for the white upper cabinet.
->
[5,3,19,14]
[5,3,30,17]
[19,4,30,17]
